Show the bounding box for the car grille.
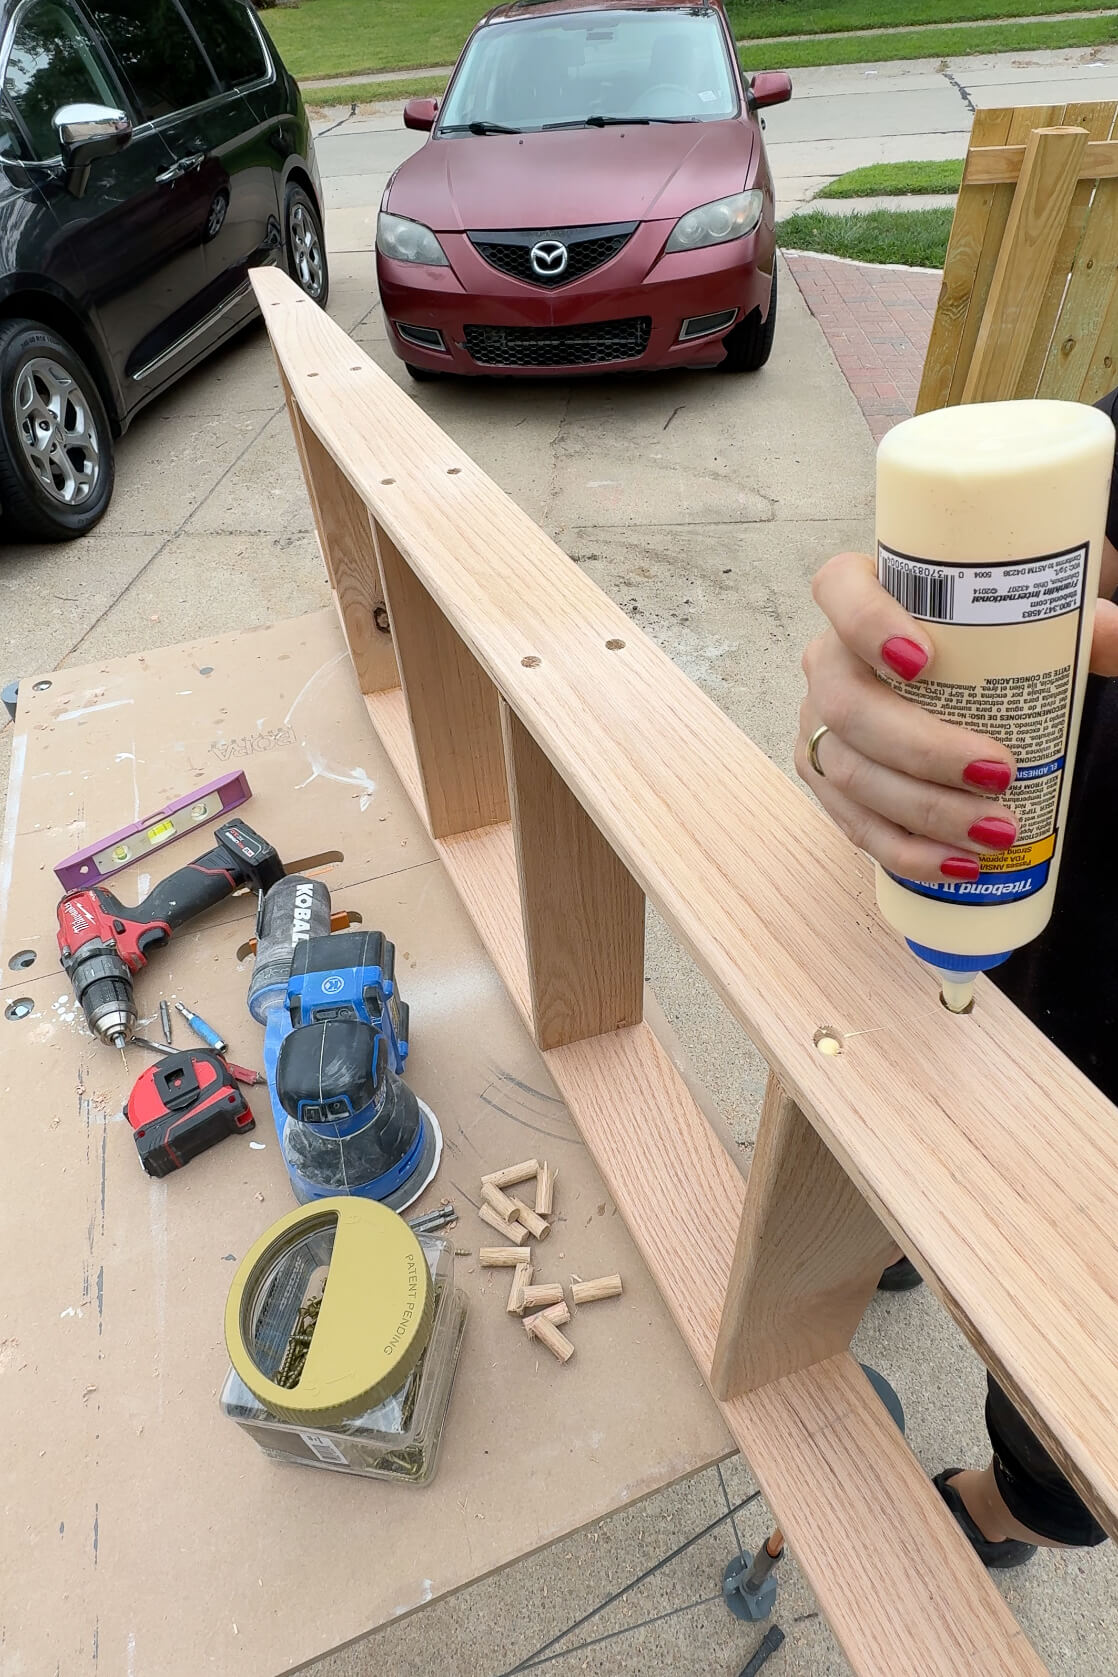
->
[463,318,652,368]
[468,223,637,288]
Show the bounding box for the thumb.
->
[1091,598,1118,676]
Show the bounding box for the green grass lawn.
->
[817,159,964,199]
[268,0,1118,81]
[777,207,953,267]
[303,75,447,108]
[727,0,1105,36]
[263,0,481,78]
[741,13,1118,69]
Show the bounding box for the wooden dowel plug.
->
[520,1283,564,1312]
[534,1161,556,1217]
[507,1261,534,1315]
[571,1274,623,1305]
[481,1180,520,1222]
[480,1203,528,1244]
[523,1300,571,1332]
[479,1247,531,1267]
[526,1314,575,1364]
[509,1197,550,1241]
[482,1159,540,1189]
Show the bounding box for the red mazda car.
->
[376,0,791,380]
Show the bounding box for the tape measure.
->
[224,1197,434,1425]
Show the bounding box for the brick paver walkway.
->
[785,253,942,443]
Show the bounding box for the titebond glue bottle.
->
[874,399,1114,1011]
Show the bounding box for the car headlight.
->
[376,211,448,266]
[664,190,764,254]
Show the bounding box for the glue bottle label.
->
[878,540,1089,906]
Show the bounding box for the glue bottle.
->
[874,399,1114,1011]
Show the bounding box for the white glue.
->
[875,399,1114,1011]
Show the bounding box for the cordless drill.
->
[57,820,283,1056]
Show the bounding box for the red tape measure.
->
[125,1049,253,1177]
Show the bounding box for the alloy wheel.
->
[14,357,101,506]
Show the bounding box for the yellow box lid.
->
[225,1197,433,1425]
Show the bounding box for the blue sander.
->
[247,877,441,1208]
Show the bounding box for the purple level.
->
[54,772,252,889]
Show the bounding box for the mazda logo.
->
[530,239,569,278]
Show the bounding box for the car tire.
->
[285,184,329,308]
[0,319,114,542]
[720,263,778,375]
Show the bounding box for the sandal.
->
[934,1469,1036,1569]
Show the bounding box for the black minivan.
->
[0,0,326,539]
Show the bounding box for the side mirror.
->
[403,97,438,132]
[54,104,132,195]
[749,72,792,110]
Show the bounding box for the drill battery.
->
[125,1049,253,1177]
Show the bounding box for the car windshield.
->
[438,8,739,133]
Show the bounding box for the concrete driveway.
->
[4,43,1117,1677]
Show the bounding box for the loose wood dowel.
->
[482,1159,540,1190]
[481,1180,520,1222]
[509,1196,550,1241]
[480,1203,528,1244]
[535,1161,556,1217]
[521,1283,564,1313]
[571,1274,623,1305]
[526,1314,575,1363]
[479,1247,531,1267]
[523,1300,571,1331]
[507,1262,533,1315]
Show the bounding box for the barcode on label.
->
[300,1430,347,1465]
[879,551,956,622]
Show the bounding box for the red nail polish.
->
[941,856,981,881]
[967,816,1017,849]
[963,760,1013,794]
[881,636,928,681]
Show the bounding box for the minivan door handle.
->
[155,151,206,184]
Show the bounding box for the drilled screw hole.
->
[939,991,975,1015]
[5,998,34,1021]
[447,467,461,475]
[307,371,319,378]
[381,477,395,486]
[813,1026,844,1057]
[32,680,51,692]
[605,638,625,651]
[8,950,36,971]
[521,655,541,668]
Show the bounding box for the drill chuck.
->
[65,944,137,1046]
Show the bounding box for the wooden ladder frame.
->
[919,100,1118,411]
[256,266,1118,1676]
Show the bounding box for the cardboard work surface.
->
[0,609,731,1677]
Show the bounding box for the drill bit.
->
[159,1000,173,1044]
[112,1031,127,1068]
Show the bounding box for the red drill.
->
[56,820,283,1057]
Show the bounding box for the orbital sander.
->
[248,877,441,1209]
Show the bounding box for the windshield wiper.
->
[541,115,700,129]
[441,120,523,135]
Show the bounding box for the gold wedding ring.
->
[806,723,830,778]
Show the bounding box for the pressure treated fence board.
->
[255,268,1118,1544]
[920,100,1118,410]
[963,126,1089,403]
[365,680,1051,1677]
